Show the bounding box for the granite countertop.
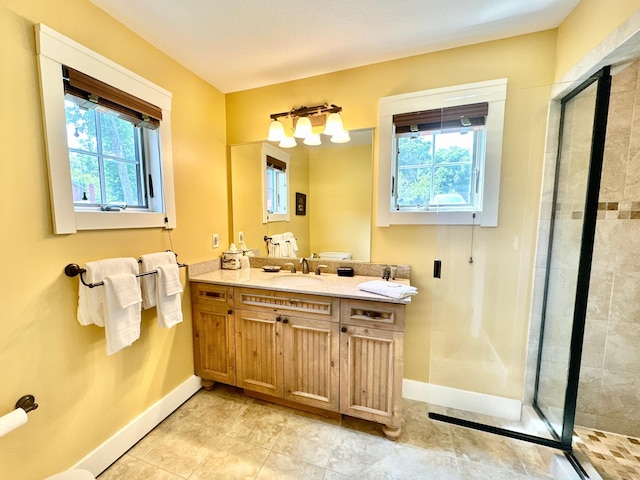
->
[188,267,413,304]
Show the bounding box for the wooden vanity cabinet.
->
[191,283,236,387]
[190,282,406,437]
[234,288,341,412]
[340,299,405,439]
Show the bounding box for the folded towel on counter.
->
[103,273,142,355]
[155,264,183,328]
[77,257,139,327]
[139,251,178,309]
[358,280,418,300]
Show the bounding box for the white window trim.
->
[377,78,507,227]
[261,143,290,224]
[36,24,177,234]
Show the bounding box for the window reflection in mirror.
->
[230,129,373,261]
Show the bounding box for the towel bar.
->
[64,252,186,288]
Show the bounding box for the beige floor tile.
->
[189,436,269,480]
[225,403,291,449]
[99,388,575,480]
[458,458,547,479]
[272,415,340,467]
[323,470,351,479]
[355,443,461,480]
[128,418,222,477]
[256,451,326,480]
[326,428,401,477]
[97,454,182,479]
[450,425,528,474]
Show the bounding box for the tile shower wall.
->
[576,60,640,438]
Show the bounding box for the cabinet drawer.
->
[191,283,233,310]
[234,287,339,322]
[341,299,405,331]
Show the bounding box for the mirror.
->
[230,129,373,261]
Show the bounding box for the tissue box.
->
[221,251,243,270]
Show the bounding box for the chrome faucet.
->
[300,258,310,274]
[283,262,296,273]
[315,264,328,275]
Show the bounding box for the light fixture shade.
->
[323,113,344,136]
[331,130,351,144]
[279,135,297,148]
[293,116,312,138]
[303,133,321,146]
[267,120,285,142]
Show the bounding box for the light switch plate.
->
[212,234,220,248]
[238,231,244,243]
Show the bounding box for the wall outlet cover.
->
[212,234,220,248]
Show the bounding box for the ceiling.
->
[89,0,580,93]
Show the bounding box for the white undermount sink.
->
[265,274,324,287]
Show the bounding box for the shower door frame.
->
[532,66,611,449]
[429,66,612,465]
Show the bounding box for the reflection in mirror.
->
[230,129,373,261]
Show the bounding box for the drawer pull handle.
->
[203,291,223,298]
[282,318,289,324]
[341,327,347,333]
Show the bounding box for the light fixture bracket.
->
[269,103,342,121]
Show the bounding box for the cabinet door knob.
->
[282,318,289,324]
[341,327,347,333]
[276,316,282,322]
[227,309,233,315]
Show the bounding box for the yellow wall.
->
[0,0,227,478]
[226,31,558,396]
[556,0,640,80]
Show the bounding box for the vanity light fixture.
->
[279,135,297,148]
[267,119,285,142]
[268,103,349,147]
[303,133,321,146]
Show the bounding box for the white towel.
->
[103,273,142,355]
[358,280,418,300]
[155,264,183,328]
[282,232,298,258]
[77,257,139,327]
[139,252,178,309]
[268,234,284,257]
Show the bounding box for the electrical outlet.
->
[212,234,220,248]
[238,231,244,243]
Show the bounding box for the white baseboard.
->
[73,375,202,476]
[402,379,522,421]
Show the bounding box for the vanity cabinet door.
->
[339,324,404,437]
[283,316,339,412]
[235,309,283,398]
[192,283,236,386]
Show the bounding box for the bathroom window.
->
[262,143,290,223]
[64,67,159,209]
[36,24,176,234]
[377,79,507,226]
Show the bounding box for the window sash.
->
[393,126,484,211]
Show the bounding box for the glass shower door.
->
[428,67,612,458]
[533,68,612,447]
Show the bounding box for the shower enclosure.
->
[428,65,626,475]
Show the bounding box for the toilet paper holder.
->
[15,394,38,413]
